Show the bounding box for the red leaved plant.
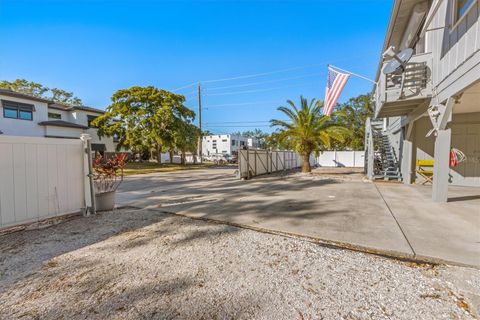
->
[93,153,126,193]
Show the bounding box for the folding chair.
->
[416,160,434,185]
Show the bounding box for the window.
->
[454,0,475,24]
[3,108,17,119]
[19,110,33,120]
[48,112,62,120]
[2,100,34,121]
[87,115,98,128]
[212,140,217,149]
[240,141,245,146]
[232,139,236,146]
[222,139,227,142]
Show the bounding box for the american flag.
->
[323,67,350,116]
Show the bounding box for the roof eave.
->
[373,0,404,93]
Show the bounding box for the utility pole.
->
[198,82,203,163]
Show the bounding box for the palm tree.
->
[271,96,349,173]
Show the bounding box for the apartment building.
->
[202,134,257,156]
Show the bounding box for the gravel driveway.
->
[0,208,478,319]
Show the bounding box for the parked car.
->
[203,154,230,165]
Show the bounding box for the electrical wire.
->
[204,81,320,97]
[205,120,290,124]
[205,72,325,91]
[171,57,362,93]
[200,63,327,84]
[205,125,273,128]
[203,100,282,108]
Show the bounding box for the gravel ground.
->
[0,208,478,320]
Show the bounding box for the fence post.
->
[266,150,270,174]
[283,151,286,171]
[238,150,242,179]
[246,148,250,179]
[80,134,96,216]
[254,150,257,176]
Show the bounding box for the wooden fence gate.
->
[238,149,314,179]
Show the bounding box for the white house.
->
[0,89,119,155]
[202,134,258,156]
[368,0,480,202]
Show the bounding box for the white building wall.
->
[47,109,71,121]
[45,126,84,139]
[202,134,249,156]
[0,95,48,137]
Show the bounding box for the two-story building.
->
[0,89,119,155]
[368,0,480,202]
[202,134,257,157]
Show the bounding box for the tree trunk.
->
[301,153,311,173]
[169,149,174,164]
[181,150,186,166]
[157,146,163,164]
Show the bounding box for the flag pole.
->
[328,64,377,84]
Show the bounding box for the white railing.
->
[375,52,433,117]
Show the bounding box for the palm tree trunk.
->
[301,153,311,173]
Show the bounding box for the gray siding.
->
[427,0,480,101]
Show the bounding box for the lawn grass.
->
[122,162,218,176]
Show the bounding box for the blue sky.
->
[0,0,392,133]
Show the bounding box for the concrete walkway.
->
[375,183,480,267]
[116,168,480,267]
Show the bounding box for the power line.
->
[171,58,365,92]
[172,82,197,92]
[205,120,290,124]
[206,124,270,128]
[203,100,282,108]
[205,72,325,91]
[201,63,327,84]
[204,82,320,97]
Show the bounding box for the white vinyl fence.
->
[317,151,365,168]
[238,149,316,179]
[0,136,86,229]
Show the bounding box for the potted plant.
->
[93,153,126,211]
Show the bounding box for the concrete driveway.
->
[116,167,480,268]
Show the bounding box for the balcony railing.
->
[375,52,433,118]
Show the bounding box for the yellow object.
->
[416,159,434,185]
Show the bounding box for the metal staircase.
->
[372,131,401,181]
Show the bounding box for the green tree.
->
[174,122,201,165]
[333,94,373,150]
[0,79,49,97]
[93,86,195,163]
[0,79,83,106]
[50,88,82,106]
[271,96,348,173]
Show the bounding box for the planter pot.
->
[95,190,116,212]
